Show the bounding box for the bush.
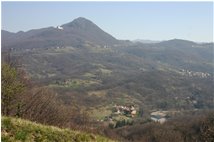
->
[1,63,25,116]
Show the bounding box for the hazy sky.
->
[2,2,213,42]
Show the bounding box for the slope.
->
[2,116,116,142]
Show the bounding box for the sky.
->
[1,2,213,42]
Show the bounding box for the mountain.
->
[61,17,119,46]
[1,17,119,50]
[158,39,197,48]
[123,39,213,73]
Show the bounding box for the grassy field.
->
[87,106,113,120]
[2,116,116,142]
[49,79,101,89]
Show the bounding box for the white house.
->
[56,26,63,30]
[150,111,167,124]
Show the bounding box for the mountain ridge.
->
[1,17,119,49]
[2,17,213,50]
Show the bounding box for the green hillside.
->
[1,116,116,142]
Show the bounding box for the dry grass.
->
[2,116,116,142]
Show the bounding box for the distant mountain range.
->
[2,17,212,51]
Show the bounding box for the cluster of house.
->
[113,104,137,117]
[179,69,210,78]
[185,96,198,105]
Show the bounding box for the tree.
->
[200,113,214,142]
[2,63,25,116]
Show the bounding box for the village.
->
[100,103,186,129]
[179,69,211,78]
[99,104,138,122]
[98,104,174,128]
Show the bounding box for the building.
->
[150,111,167,124]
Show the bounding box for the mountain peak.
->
[62,17,95,28]
[73,17,92,23]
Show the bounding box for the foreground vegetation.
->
[2,116,115,142]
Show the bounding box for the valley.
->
[4,36,214,123]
